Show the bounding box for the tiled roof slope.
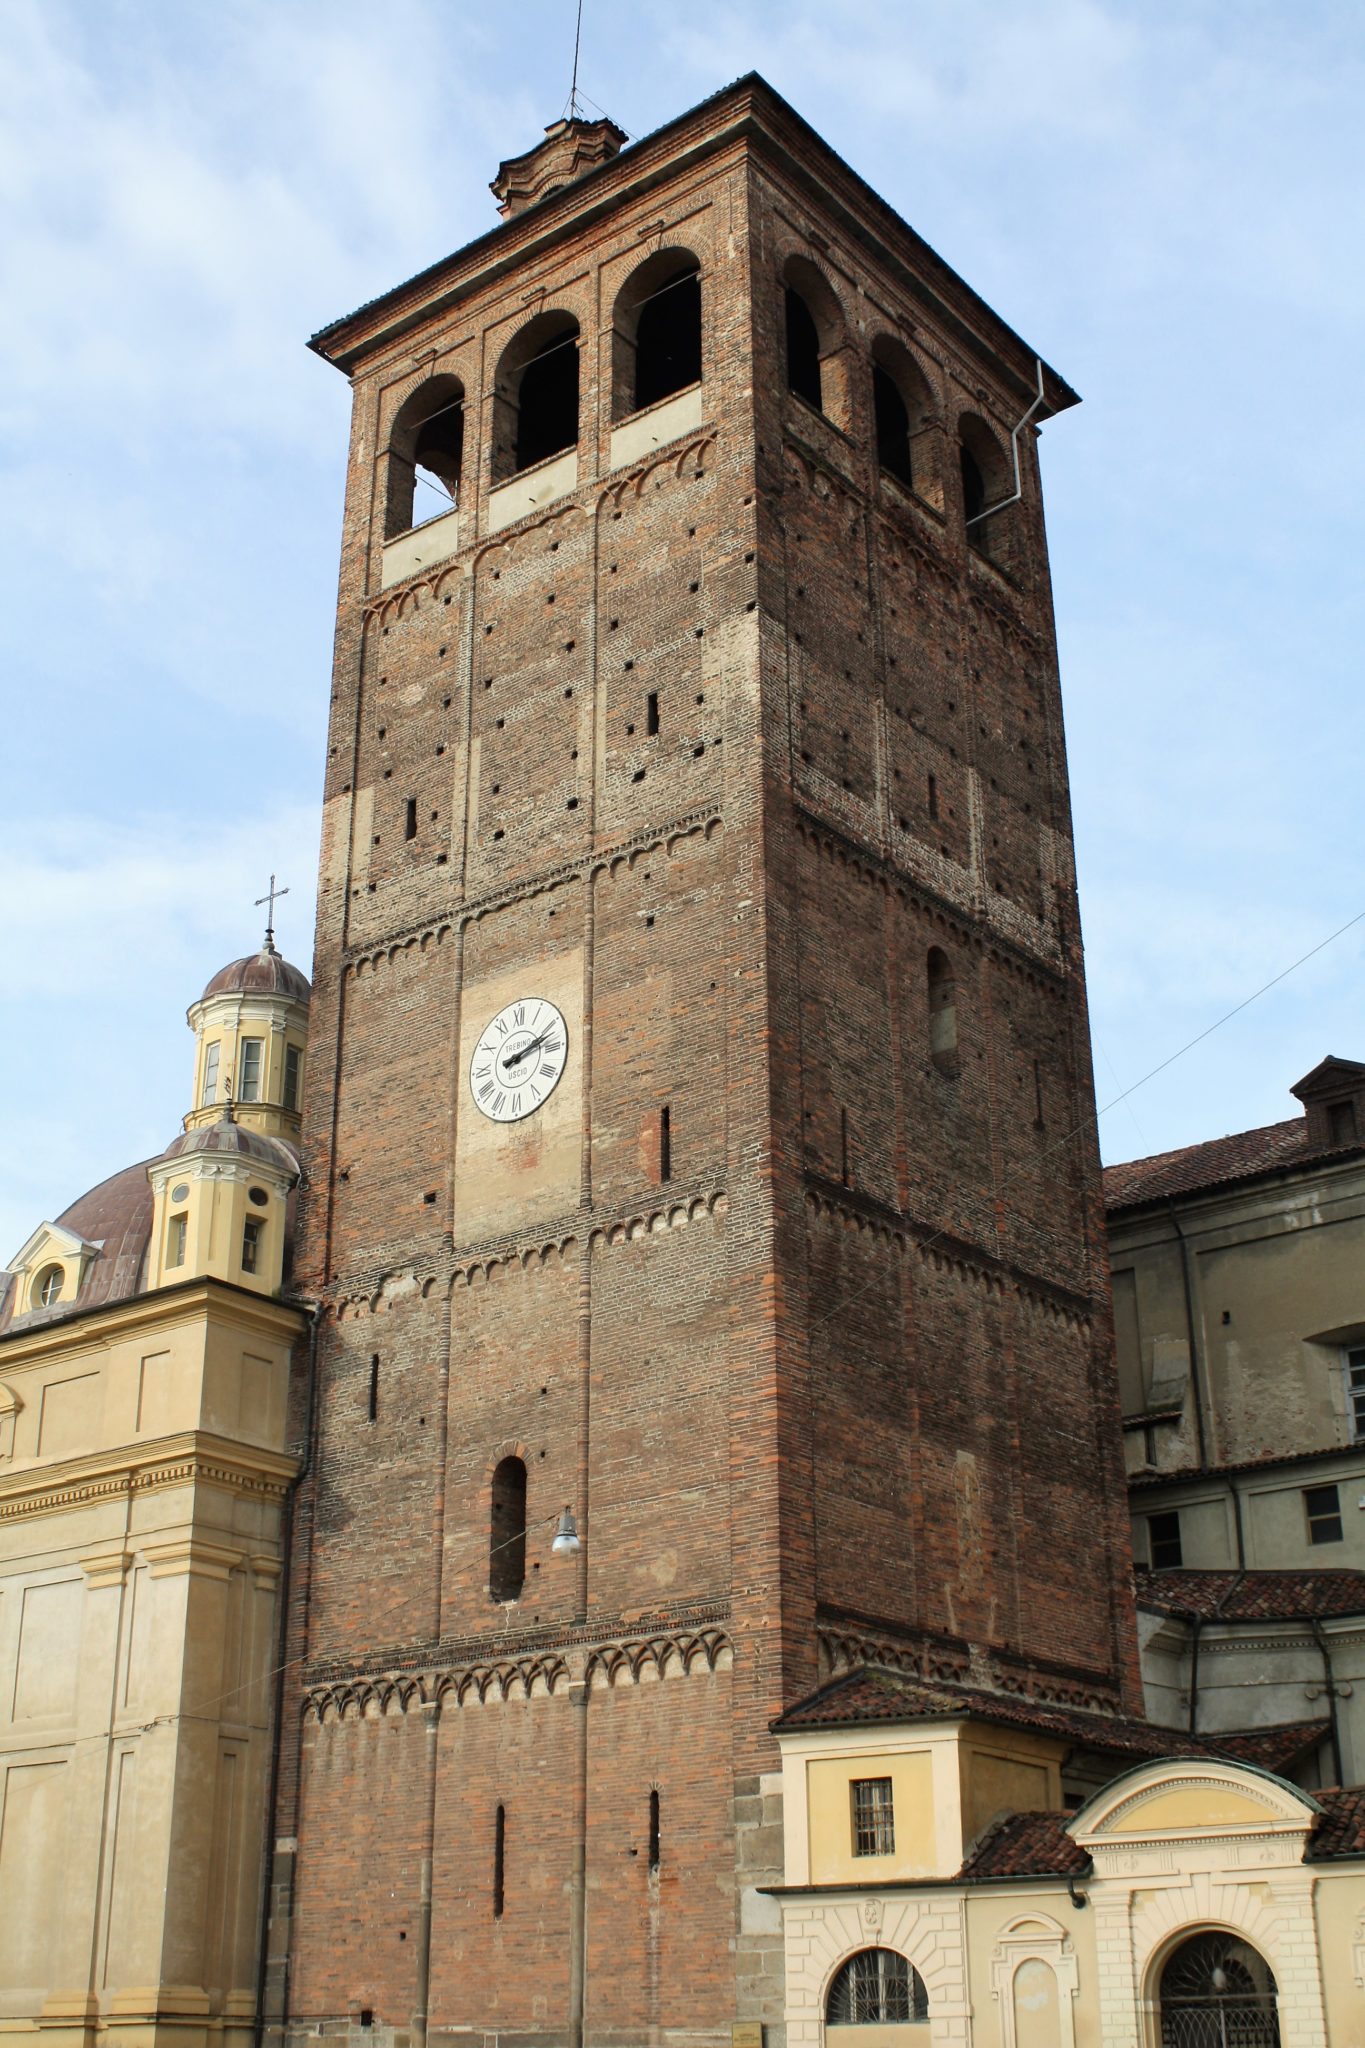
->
[1207,1720,1332,1775]
[1308,1787,1365,1860]
[1103,1116,1363,1211]
[960,1812,1089,1880]
[1138,1569,1365,1623]
[773,1668,1194,1758]
[961,1786,1365,1876]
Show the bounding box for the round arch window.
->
[826,1949,928,2027]
[34,1265,64,1308]
[1159,1931,1279,2046]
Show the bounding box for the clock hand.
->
[501,1031,548,1073]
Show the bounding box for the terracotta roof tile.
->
[773,1667,1194,1758]
[1308,1786,1365,1860]
[1137,1569,1365,1623]
[959,1811,1090,1880]
[1103,1116,1365,1210]
[1203,1719,1332,1775]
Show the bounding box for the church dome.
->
[201,941,311,1006]
[160,1122,300,1174]
[0,1157,156,1333]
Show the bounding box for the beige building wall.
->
[776,1728,1365,2048]
[0,1281,302,2048]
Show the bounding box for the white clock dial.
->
[470,997,569,1123]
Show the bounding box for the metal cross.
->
[255,874,289,946]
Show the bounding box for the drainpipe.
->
[1167,1203,1211,1470]
[1310,1617,1346,1786]
[1187,1615,1203,1738]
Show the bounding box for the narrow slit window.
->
[493,1804,506,1918]
[926,949,957,1067]
[283,1043,303,1113]
[648,1789,660,1871]
[659,1104,672,1183]
[1033,1058,1045,1129]
[646,690,660,736]
[927,773,938,820]
[840,1106,851,1187]
[368,1355,379,1423]
[489,1456,528,1601]
[405,796,418,841]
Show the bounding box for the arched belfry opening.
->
[613,249,702,417]
[781,256,849,425]
[495,313,581,479]
[871,338,940,506]
[384,375,465,539]
[959,411,1015,568]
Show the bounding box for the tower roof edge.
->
[305,72,1078,418]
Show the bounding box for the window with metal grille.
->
[1305,1483,1343,1545]
[1348,1346,1365,1441]
[1148,1510,1183,1569]
[851,1777,895,1857]
[826,1949,927,2025]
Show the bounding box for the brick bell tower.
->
[267,76,1140,2047]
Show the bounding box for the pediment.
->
[1291,1055,1365,1103]
[1071,1757,1317,1846]
[6,1219,98,1272]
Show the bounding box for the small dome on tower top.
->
[201,938,311,1006]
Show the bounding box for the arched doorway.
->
[1158,1931,1280,2047]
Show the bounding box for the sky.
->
[1,0,1362,1256]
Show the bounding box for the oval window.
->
[248,1186,270,1207]
[170,1183,190,1203]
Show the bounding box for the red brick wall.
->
[272,82,1141,2047]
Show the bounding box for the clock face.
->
[470,997,569,1123]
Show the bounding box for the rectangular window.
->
[1305,1483,1344,1546]
[283,1043,302,1112]
[201,1041,221,1107]
[1348,1346,1365,1442]
[493,1803,506,1918]
[238,1038,263,1103]
[851,1776,895,1857]
[659,1104,671,1183]
[167,1215,188,1269]
[241,1216,263,1275]
[1148,1510,1183,1569]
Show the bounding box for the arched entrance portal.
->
[1158,1932,1281,2047]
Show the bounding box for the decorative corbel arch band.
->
[302,1624,733,1723]
[598,433,717,511]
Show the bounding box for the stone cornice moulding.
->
[0,1430,299,1525]
[0,1274,308,1368]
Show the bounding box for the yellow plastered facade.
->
[0,1279,304,2048]
[775,1722,1365,2048]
